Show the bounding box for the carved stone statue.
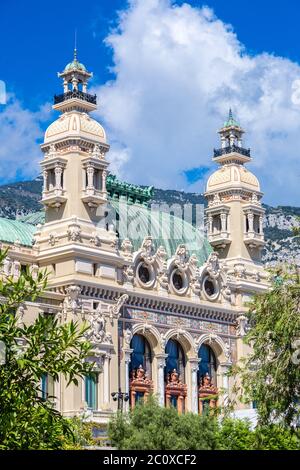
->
[140,236,155,264]
[236,315,249,337]
[175,244,188,270]
[199,373,218,396]
[64,285,81,313]
[124,328,132,346]
[224,341,232,362]
[169,369,180,384]
[155,245,167,264]
[160,333,167,350]
[206,252,220,279]
[121,238,133,261]
[87,309,112,345]
[123,265,134,284]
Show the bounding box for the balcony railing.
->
[213,145,251,158]
[54,90,97,105]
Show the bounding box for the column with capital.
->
[103,353,111,407]
[86,165,94,190]
[220,363,230,407]
[102,170,107,195]
[189,359,199,414]
[124,349,133,412]
[208,215,213,235]
[156,354,167,407]
[55,165,62,191]
[43,170,48,193]
[221,212,227,234]
[247,212,254,234]
[259,215,263,236]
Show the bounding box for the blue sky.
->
[2,0,300,109]
[1,0,300,205]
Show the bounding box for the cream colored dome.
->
[206,164,260,192]
[44,111,106,144]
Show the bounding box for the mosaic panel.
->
[125,309,229,335]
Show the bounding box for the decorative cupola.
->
[214,109,251,165]
[35,51,123,287]
[205,110,265,264]
[53,47,97,113]
[40,50,110,219]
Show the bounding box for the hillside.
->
[0,177,299,265]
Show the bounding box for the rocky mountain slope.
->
[0,177,299,265]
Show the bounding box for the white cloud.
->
[94,0,300,205]
[0,96,52,183]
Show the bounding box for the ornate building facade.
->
[0,53,268,421]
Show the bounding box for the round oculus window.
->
[204,278,216,297]
[171,269,185,292]
[137,263,151,285]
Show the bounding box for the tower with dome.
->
[0,54,268,420]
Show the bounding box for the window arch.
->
[130,334,152,379]
[198,344,217,385]
[165,339,186,382]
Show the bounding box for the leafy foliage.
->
[217,418,255,450]
[0,250,93,449]
[231,265,300,427]
[108,397,300,450]
[109,396,218,450]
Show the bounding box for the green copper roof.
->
[0,217,36,247]
[3,173,211,263]
[63,48,87,73]
[18,211,45,225]
[110,200,212,264]
[107,174,154,206]
[64,60,86,72]
[6,201,211,263]
[223,108,240,128]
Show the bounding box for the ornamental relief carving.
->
[63,285,82,315]
[85,307,112,345]
[67,224,82,242]
[119,239,232,303]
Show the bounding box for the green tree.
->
[0,250,93,449]
[108,395,219,450]
[217,418,255,450]
[232,265,300,427]
[254,424,300,450]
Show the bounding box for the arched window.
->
[165,339,185,382]
[198,344,217,385]
[130,334,152,378]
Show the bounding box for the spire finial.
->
[223,108,240,128]
[74,29,77,61]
